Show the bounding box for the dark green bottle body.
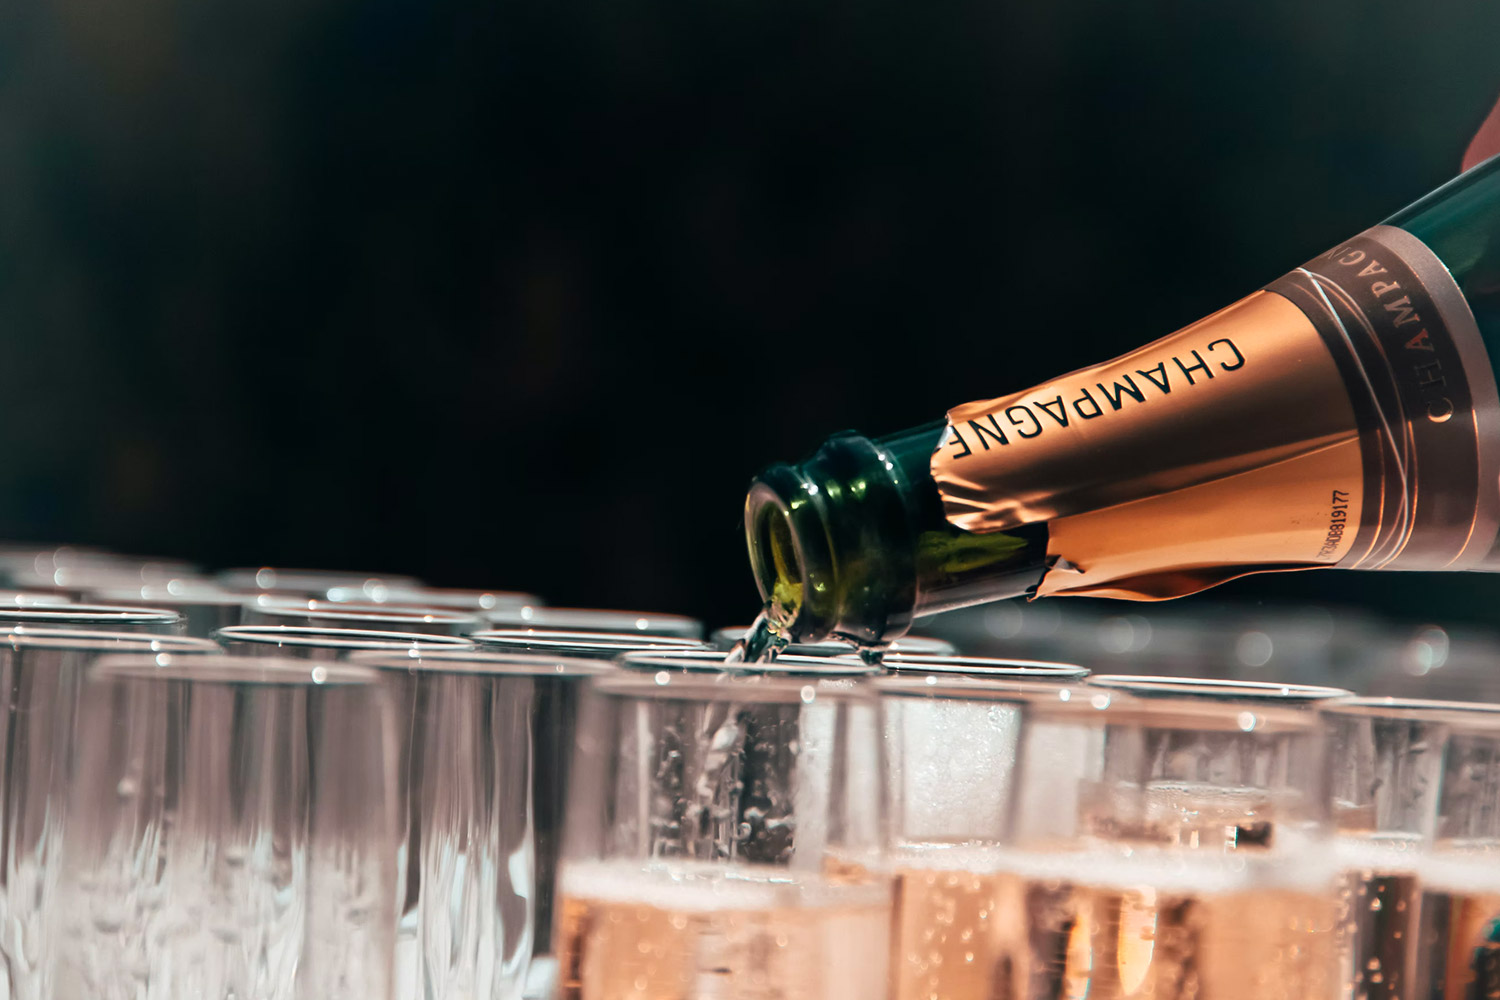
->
[746,155,1500,646]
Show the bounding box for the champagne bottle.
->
[744,154,1500,647]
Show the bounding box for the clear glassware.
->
[711,625,957,657]
[213,625,474,660]
[556,662,890,1000]
[0,632,221,999]
[880,654,1089,679]
[326,585,542,613]
[613,649,885,676]
[0,602,184,634]
[215,567,424,599]
[923,600,1390,688]
[239,597,481,635]
[1323,696,1500,1000]
[350,649,582,1000]
[0,548,199,589]
[84,580,250,637]
[471,629,704,658]
[483,606,704,640]
[0,591,75,607]
[49,655,402,1000]
[882,675,1346,1000]
[393,640,626,967]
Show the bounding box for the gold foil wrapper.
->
[931,226,1499,600]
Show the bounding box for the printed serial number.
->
[1317,489,1353,559]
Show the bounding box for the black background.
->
[3,0,1500,629]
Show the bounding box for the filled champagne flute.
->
[555,660,890,1000]
[888,675,1348,1000]
[1323,696,1500,1000]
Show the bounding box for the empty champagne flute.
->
[50,655,402,1000]
[0,632,221,999]
[351,649,584,1000]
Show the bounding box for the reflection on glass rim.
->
[616,648,880,677]
[882,655,1089,679]
[0,603,182,622]
[485,606,703,637]
[1087,674,1350,702]
[327,585,542,610]
[214,625,474,649]
[710,626,955,657]
[90,653,379,686]
[215,567,425,593]
[2,629,220,653]
[349,648,611,677]
[1324,695,1500,725]
[247,598,480,624]
[472,629,703,650]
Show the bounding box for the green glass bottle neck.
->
[744,429,926,645]
[1387,153,1500,346]
[744,423,1051,644]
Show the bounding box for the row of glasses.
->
[553,650,1500,1000]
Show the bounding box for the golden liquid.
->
[554,860,893,1000]
[1336,868,1500,1000]
[892,864,1339,1000]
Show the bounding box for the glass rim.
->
[485,605,702,629]
[710,625,954,657]
[882,654,1090,679]
[213,625,475,650]
[616,648,882,677]
[215,567,425,591]
[325,584,542,609]
[246,600,481,626]
[1,630,221,653]
[349,648,612,677]
[876,675,1095,702]
[0,603,182,624]
[591,667,876,703]
[89,653,381,686]
[86,584,251,606]
[1324,695,1500,727]
[0,591,76,605]
[1087,674,1351,702]
[471,629,704,651]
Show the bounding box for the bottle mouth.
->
[745,480,808,634]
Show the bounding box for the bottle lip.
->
[744,468,823,639]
